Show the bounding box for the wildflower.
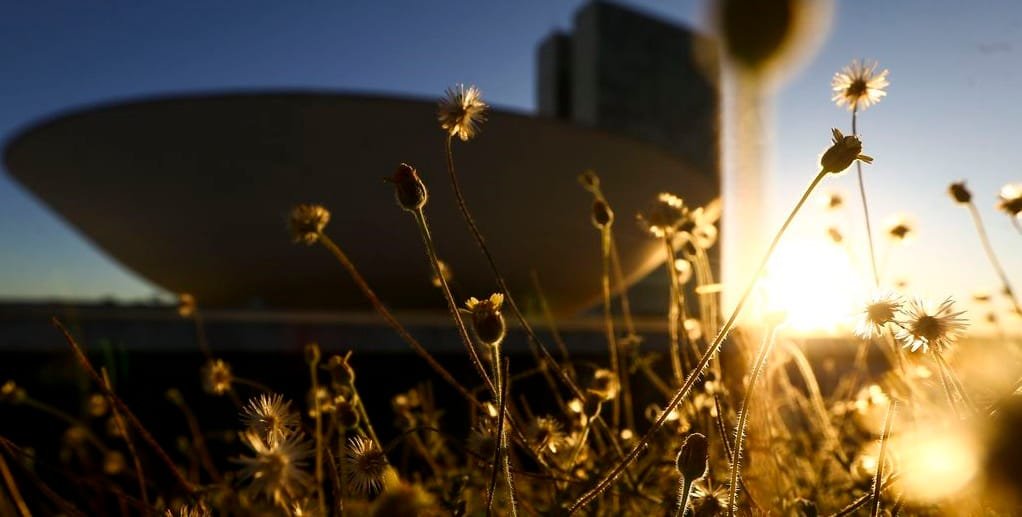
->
[831,59,889,111]
[689,480,729,517]
[241,394,301,446]
[86,393,108,417]
[678,198,722,250]
[587,369,620,402]
[896,297,968,353]
[854,292,903,338]
[591,198,614,229]
[289,204,330,245]
[0,380,24,404]
[997,183,1022,219]
[821,128,873,174]
[821,191,844,210]
[438,84,487,141]
[345,435,388,495]
[164,503,212,517]
[237,429,314,505]
[201,359,233,396]
[177,293,197,318]
[637,193,687,238]
[387,163,428,212]
[948,181,972,204]
[527,416,567,455]
[463,293,506,346]
[103,450,127,475]
[430,259,453,288]
[827,226,844,244]
[885,215,914,243]
[675,433,709,483]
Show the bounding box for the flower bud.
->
[388,163,428,211]
[305,342,321,366]
[325,353,356,386]
[820,129,872,174]
[948,181,972,204]
[675,432,709,483]
[591,199,614,229]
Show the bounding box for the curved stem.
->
[674,479,694,517]
[664,236,687,384]
[568,169,829,514]
[967,202,1022,314]
[412,209,495,394]
[600,226,621,429]
[726,325,779,516]
[851,108,879,288]
[309,357,326,512]
[443,136,587,402]
[869,400,898,517]
[315,234,481,410]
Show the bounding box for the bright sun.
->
[759,237,866,334]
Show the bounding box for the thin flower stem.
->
[444,136,587,403]
[726,324,779,516]
[609,237,638,338]
[967,202,1022,314]
[529,270,575,376]
[600,226,622,429]
[309,356,326,513]
[568,169,829,515]
[315,234,481,410]
[52,318,196,495]
[101,368,148,508]
[1012,216,1022,236]
[664,236,687,384]
[167,392,223,483]
[852,108,880,288]
[0,452,30,517]
[870,399,898,517]
[412,209,496,394]
[934,351,978,416]
[933,354,963,420]
[674,478,694,517]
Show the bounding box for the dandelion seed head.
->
[527,416,567,455]
[854,292,902,338]
[201,359,233,396]
[237,429,313,505]
[289,204,330,245]
[832,59,889,111]
[241,394,301,447]
[896,297,968,353]
[346,435,388,495]
[438,84,487,141]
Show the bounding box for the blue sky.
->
[1,0,1020,319]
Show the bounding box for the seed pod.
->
[820,129,872,174]
[289,204,331,245]
[389,163,428,211]
[591,199,614,229]
[464,294,506,346]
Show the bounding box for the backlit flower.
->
[896,297,968,353]
[885,215,914,243]
[237,429,313,505]
[832,59,889,111]
[345,435,388,495]
[201,359,233,396]
[464,293,506,346]
[242,394,301,446]
[438,84,487,141]
[854,292,903,338]
[289,204,330,245]
[997,183,1022,219]
[821,129,873,174]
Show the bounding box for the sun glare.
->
[760,237,865,334]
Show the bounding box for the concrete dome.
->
[3,92,716,315]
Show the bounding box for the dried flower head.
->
[177,293,197,318]
[242,394,301,446]
[854,292,903,338]
[591,198,614,229]
[997,183,1022,219]
[885,215,914,243]
[387,163,428,211]
[201,359,233,396]
[948,181,972,204]
[164,503,212,517]
[346,435,388,495]
[464,293,506,346]
[324,352,356,386]
[587,369,620,402]
[636,192,687,238]
[237,429,313,505]
[896,297,968,353]
[289,204,330,245]
[832,59,889,111]
[438,84,487,141]
[527,416,568,455]
[821,191,844,210]
[690,480,729,517]
[821,128,873,174]
[678,199,721,250]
